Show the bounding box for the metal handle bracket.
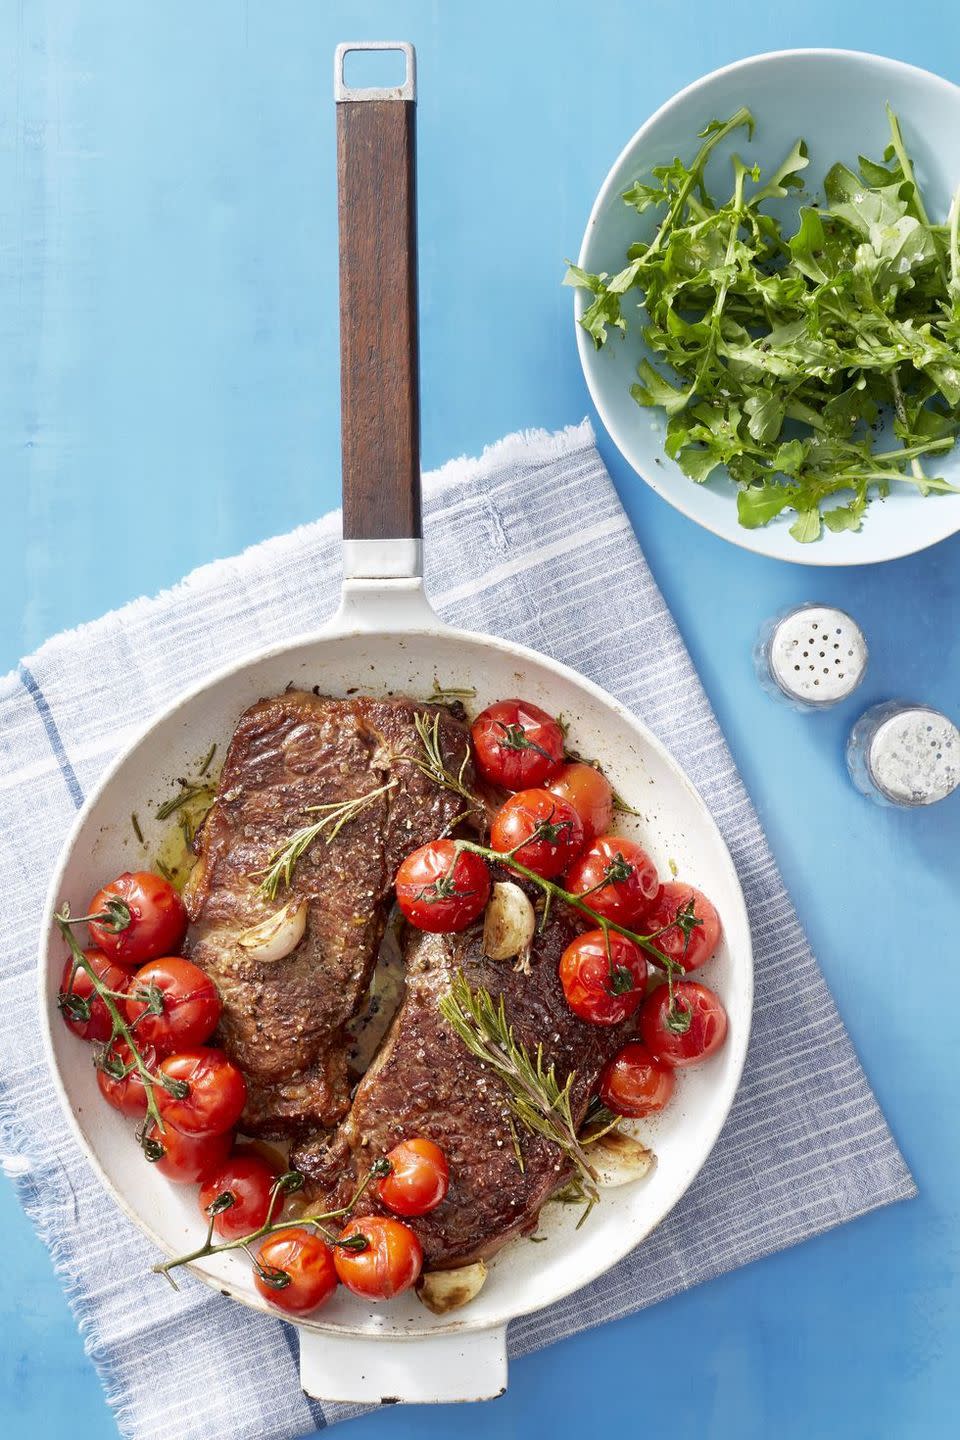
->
[334,41,416,102]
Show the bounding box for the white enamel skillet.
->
[38,42,753,1406]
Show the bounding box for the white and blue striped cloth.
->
[0,422,914,1438]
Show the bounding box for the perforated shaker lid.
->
[769,606,868,707]
[867,706,960,806]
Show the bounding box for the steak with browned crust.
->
[291,909,630,1268]
[183,691,471,1137]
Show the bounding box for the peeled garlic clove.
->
[416,1260,488,1315]
[585,1127,655,1188]
[237,899,307,962]
[482,882,535,962]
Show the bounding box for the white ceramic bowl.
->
[574,49,960,565]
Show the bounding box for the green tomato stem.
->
[55,908,166,1133]
[151,1166,380,1284]
[452,838,677,972]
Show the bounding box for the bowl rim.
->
[574,47,960,567]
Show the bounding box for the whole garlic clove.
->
[584,1126,655,1188]
[237,899,308,962]
[482,882,536,962]
[416,1260,488,1315]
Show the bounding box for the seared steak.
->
[291,909,630,1268]
[183,691,471,1137]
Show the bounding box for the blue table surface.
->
[2,2,958,1436]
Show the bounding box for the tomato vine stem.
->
[54,906,167,1133]
[451,835,699,1022]
[152,1161,390,1286]
[453,838,670,965]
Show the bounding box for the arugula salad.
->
[566,108,960,542]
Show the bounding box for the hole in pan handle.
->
[334,41,416,102]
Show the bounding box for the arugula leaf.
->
[568,104,960,542]
[563,262,606,294]
[737,483,792,528]
[745,393,785,444]
[631,360,692,417]
[823,162,911,236]
[789,508,822,543]
[622,179,668,214]
[749,137,810,205]
[789,206,831,283]
[824,493,868,532]
[772,439,807,475]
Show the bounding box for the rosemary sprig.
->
[155,742,219,822]
[152,1160,390,1287]
[55,906,168,1134]
[552,1178,596,1219]
[253,780,397,901]
[424,679,478,703]
[507,1113,525,1174]
[439,973,599,1223]
[156,780,215,822]
[580,1097,622,1146]
[399,711,481,814]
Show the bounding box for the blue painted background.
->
[2,2,957,1435]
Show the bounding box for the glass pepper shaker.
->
[846,701,960,807]
[753,603,868,711]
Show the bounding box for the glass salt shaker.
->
[846,701,960,807]
[753,603,868,711]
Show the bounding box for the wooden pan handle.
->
[336,43,421,542]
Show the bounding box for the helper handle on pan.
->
[336,42,423,582]
[298,1324,508,1407]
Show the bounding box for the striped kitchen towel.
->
[0,420,914,1438]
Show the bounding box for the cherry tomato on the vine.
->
[558,929,648,1026]
[334,1216,423,1300]
[124,956,220,1055]
[87,871,188,967]
[640,981,728,1067]
[96,1037,159,1116]
[200,1152,281,1240]
[645,882,722,973]
[490,788,584,879]
[471,699,564,790]
[565,835,659,926]
[58,949,130,1043]
[254,1228,338,1314]
[599,1041,676,1117]
[377,1138,449,1218]
[155,1047,247,1136]
[545,763,613,847]
[395,840,491,933]
[141,1119,233,1183]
